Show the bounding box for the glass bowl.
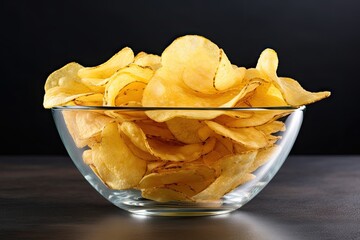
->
[52,106,305,216]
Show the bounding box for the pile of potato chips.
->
[44,35,330,202]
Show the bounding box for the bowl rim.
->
[52,106,306,111]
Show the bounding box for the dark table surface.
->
[1,155,359,240]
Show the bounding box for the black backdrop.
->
[2,0,359,155]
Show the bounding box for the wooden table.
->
[1,156,359,240]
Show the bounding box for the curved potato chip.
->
[256,49,331,106]
[115,81,146,106]
[74,111,114,139]
[142,187,190,202]
[217,110,291,128]
[278,77,331,106]
[74,93,103,106]
[134,52,162,70]
[193,151,257,201]
[166,118,205,144]
[205,121,268,149]
[161,35,220,94]
[78,47,134,79]
[142,70,261,122]
[91,122,146,189]
[139,168,204,189]
[43,88,93,108]
[120,121,204,161]
[249,146,279,172]
[104,64,153,106]
[256,120,285,135]
[44,62,83,91]
[246,82,287,107]
[43,64,94,108]
[136,121,175,141]
[213,50,244,91]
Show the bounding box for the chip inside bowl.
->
[44,35,330,203]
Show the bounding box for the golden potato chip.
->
[161,35,220,94]
[213,50,245,91]
[91,122,146,189]
[43,66,94,108]
[74,93,104,106]
[256,120,285,135]
[256,48,331,106]
[205,121,268,149]
[146,161,166,173]
[122,134,159,161]
[62,111,97,148]
[166,118,205,144]
[193,151,257,201]
[134,52,161,70]
[114,82,146,106]
[248,146,279,172]
[104,64,153,106]
[74,111,114,140]
[142,77,261,122]
[139,167,205,189]
[141,187,190,202]
[136,121,175,141]
[44,62,83,91]
[216,109,291,128]
[202,138,234,167]
[120,121,204,161]
[78,47,134,79]
[82,149,93,165]
[44,88,93,108]
[246,82,287,107]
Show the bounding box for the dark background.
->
[2,0,359,155]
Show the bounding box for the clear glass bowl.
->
[52,106,305,216]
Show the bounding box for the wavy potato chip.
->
[78,47,134,79]
[120,121,205,161]
[193,151,257,201]
[134,52,162,70]
[256,49,331,106]
[205,121,268,149]
[91,122,146,189]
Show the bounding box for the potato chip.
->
[205,121,268,149]
[43,66,94,108]
[134,52,162,70]
[256,48,331,106]
[91,122,146,189]
[216,109,291,128]
[74,93,104,106]
[139,166,206,188]
[136,121,175,141]
[213,50,245,91]
[44,62,84,91]
[193,151,257,201]
[114,82,146,106]
[141,187,190,202]
[62,111,99,148]
[142,77,261,122]
[248,146,279,172]
[120,121,204,161]
[75,111,114,140]
[104,64,153,106]
[166,118,206,144]
[246,82,287,107]
[78,47,134,79]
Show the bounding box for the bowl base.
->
[126,207,235,216]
